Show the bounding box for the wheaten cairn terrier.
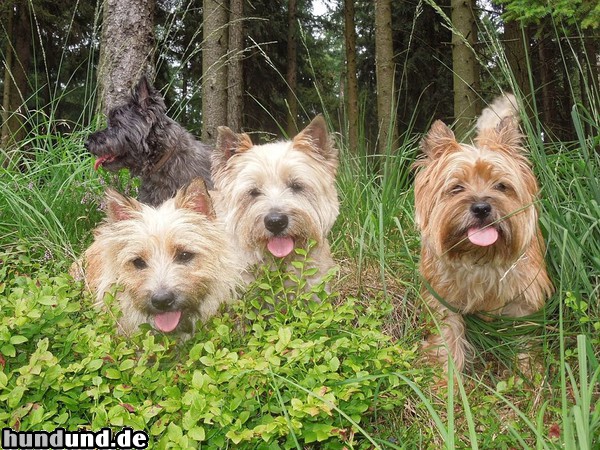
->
[77,179,241,336]
[211,115,339,288]
[413,94,553,374]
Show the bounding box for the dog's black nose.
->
[264,212,289,234]
[151,290,176,311]
[470,201,492,219]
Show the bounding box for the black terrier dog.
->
[86,76,213,206]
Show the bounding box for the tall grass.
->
[0,116,101,262]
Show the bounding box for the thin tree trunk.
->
[227,0,244,131]
[344,0,359,154]
[286,0,298,136]
[2,1,31,168]
[504,20,531,100]
[202,0,228,143]
[97,0,155,115]
[537,35,552,135]
[1,5,15,155]
[582,28,599,131]
[375,0,397,155]
[181,72,188,124]
[451,0,479,137]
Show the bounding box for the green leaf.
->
[37,295,57,306]
[118,359,135,371]
[188,426,205,441]
[328,356,340,372]
[167,423,183,442]
[275,327,292,352]
[9,335,28,345]
[0,371,8,388]
[104,368,121,380]
[204,341,215,354]
[226,428,254,444]
[87,359,104,371]
[1,344,16,358]
[304,423,335,443]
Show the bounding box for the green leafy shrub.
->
[0,250,430,448]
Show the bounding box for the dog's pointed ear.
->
[132,75,158,109]
[175,178,215,219]
[212,126,254,172]
[292,115,339,172]
[133,76,150,103]
[420,120,460,159]
[105,189,142,222]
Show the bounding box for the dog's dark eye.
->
[132,257,147,270]
[249,188,261,198]
[175,251,195,264]
[288,180,304,193]
[494,182,508,192]
[450,184,464,195]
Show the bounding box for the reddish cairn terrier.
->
[414,94,553,373]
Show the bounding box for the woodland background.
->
[1,0,598,158]
[0,0,599,448]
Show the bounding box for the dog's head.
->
[414,96,540,264]
[212,115,339,259]
[93,179,238,335]
[85,76,169,175]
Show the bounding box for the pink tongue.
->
[154,310,182,333]
[94,154,115,170]
[93,157,104,171]
[467,227,499,247]
[267,236,295,258]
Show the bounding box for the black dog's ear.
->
[132,76,155,109]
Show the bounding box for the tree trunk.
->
[374,0,397,154]
[582,28,599,132]
[97,0,155,115]
[1,5,15,154]
[451,0,479,137]
[503,19,532,105]
[344,0,359,154]
[202,0,228,143]
[227,0,244,132]
[537,35,552,135]
[286,0,298,136]
[2,1,31,168]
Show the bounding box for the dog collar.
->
[150,145,177,174]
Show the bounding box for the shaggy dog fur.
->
[211,115,339,288]
[85,77,213,206]
[414,94,553,373]
[75,179,240,337]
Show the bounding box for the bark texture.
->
[97,0,155,115]
[202,0,228,143]
[286,0,298,136]
[344,0,359,154]
[375,0,397,154]
[451,0,479,137]
[504,20,531,102]
[1,2,31,166]
[227,0,244,131]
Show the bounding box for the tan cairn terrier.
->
[211,115,339,288]
[414,94,553,374]
[76,179,240,336]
